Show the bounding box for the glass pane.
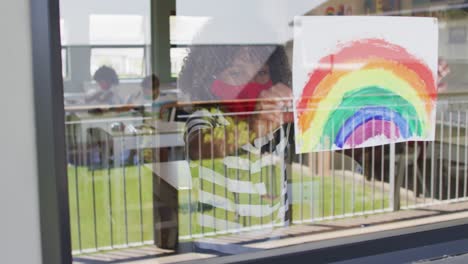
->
[58,0,468,262]
[90,47,145,79]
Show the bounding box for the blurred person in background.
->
[85,65,122,105]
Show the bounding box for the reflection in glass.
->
[59,1,468,263]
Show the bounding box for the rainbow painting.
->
[293,16,438,153]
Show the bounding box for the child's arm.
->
[186,108,258,160]
[250,83,293,138]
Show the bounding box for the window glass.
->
[90,47,145,79]
[59,0,468,263]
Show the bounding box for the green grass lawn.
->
[67,165,154,252]
[68,163,389,252]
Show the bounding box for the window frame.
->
[30,0,72,263]
[187,218,468,263]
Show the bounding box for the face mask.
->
[211,79,273,113]
[144,94,153,100]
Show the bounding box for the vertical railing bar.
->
[64,123,73,247]
[210,126,216,233]
[405,132,409,208]
[439,111,444,201]
[411,118,419,205]
[464,111,468,198]
[64,123,71,244]
[456,111,461,199]
[269,120,274,227]
[389,143,396,210]
[70,124,78,176]
[331,125,335,217]
[404,114,409,208]
[280,115,287,225]
[381,122,385,210]
[222,123,228,232]
[235,116,242,231]
[81,126,86,169]
[90,130,98,250]
[390,111,395,211]
[361,113,366,213]
[185,132,192,237]
[371,118,375,211]
[300,152,304,222]
[258,119,263,227]
[413,140,418,206]
[198,129,204,235]
[448,112,453,200]
[430,140,435,202]
[341,150,345,216]
[341,117,345,215]
[415,118,419,206]
[105,126,113,247]
[71,125,79,221]
[247,116,252,228]
[121,134,129,246]
[351,117,355,215]
[71,126,81,255]
[75,124,83,252]
[321,143,325,219]
[311,151,315,221]
[362,144,366,214]
[136,134,144,243]
[422,141,427,204]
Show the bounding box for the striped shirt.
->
[185,107,291,234]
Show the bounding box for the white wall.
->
[0,0,42,263]
[59,0,151,45]
[175,0,327,44]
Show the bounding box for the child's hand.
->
[252,83,293,137]
[255,83,294,124]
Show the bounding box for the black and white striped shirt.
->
[184,107,291,233]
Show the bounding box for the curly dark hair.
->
[93,65,119,85]
[178,45,291,101]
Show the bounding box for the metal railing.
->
[65,97,468,254]
[65,115,156,254]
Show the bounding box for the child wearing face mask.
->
[178,45,293,235]
[209,67,273,114]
